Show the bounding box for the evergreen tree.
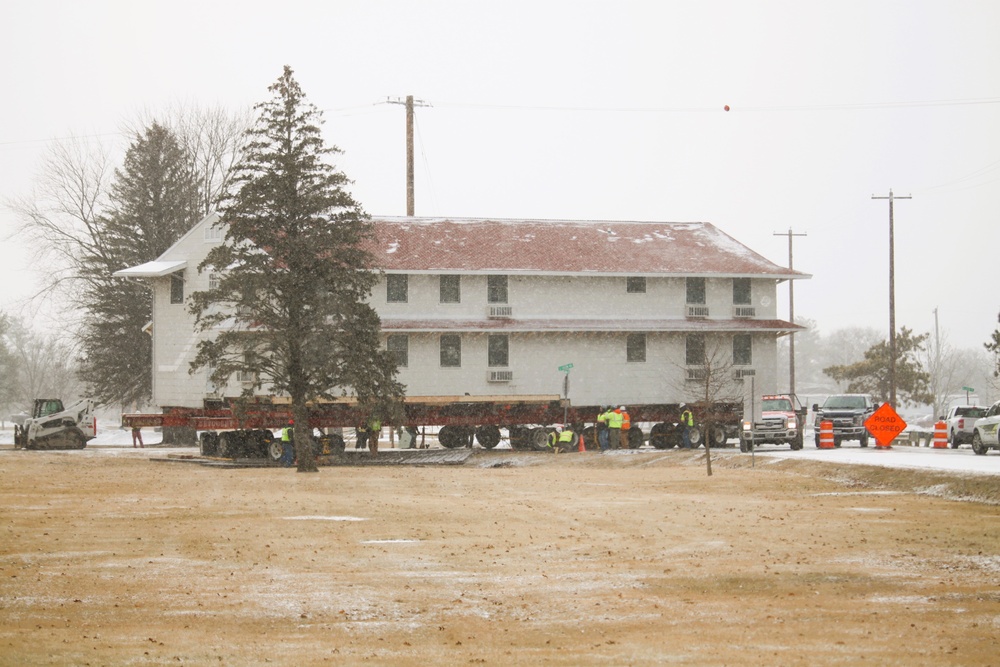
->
[189,66,403,473]
[985,311,1000,378]
[78,123,201,407]
[0,313,18,413]
[823,327,934,407]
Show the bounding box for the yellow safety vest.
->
[558,429,575,443]
[681,410,694,426]
[608,411,624,429]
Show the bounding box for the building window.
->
[170,273,184,304]
[440,275,461,303]
[387,335,408,367]
[627,333,646,362]
[204,223,223,241]
[488,334,509,367]
[686,334,705,366]
[733,278,751,305]
[440,334,461,367]
[487,275,508,304]
[387,274,408,303]
[733,334,752,366]
[626,277,646,293]
[686,277,705,305]
[209,273,219,291]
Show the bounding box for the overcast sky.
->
[2,0,998,352]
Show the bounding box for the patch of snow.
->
[284,516,367,522]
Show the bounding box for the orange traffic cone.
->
[578,434,586,452]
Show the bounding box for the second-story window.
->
[387,274,408,303]
[733,278,751,305]
[686,277,705,305]
[626,277,646,293]
[627,333,646,362]
[170,273,185,304]
[487,275,508,304]
[440,334,461,367]
[440,275,461,303]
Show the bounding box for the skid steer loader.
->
[13,398,97,450]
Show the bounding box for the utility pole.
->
[872,189,911,409]
[774,229,807,396]
[386,95,429,216]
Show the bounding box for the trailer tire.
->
[648,423,671,449]
[199,431,219,457]
[688,426,702,448]
[508,426,530,450]
[438,425,465,449]
[626,426,644,449]
[530,427,551,451]
[266,437,284,462]
[475,425,502,449]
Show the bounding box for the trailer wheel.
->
[648,423,670,449]
[218,431,240,459]
[266,437,284,462]
[530,427,552,451]
[438,425,464,449]
[474,425,501,449]
[626,426,644,449]
[509,427,530,450]
[688,426,703,448]
[199,431,219,457]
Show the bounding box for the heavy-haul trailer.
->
[121,395,743,460]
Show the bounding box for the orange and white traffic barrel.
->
[933,421,948,449]
[818,420,835,449]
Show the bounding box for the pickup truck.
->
[943,405,988,448]
[812,394,877,448]
[970,400,1000,455]
[739,394,805,451]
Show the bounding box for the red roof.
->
[370,217,805,278]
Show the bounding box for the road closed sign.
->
[864,403,907,448]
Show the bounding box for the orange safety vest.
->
[621,411,631,430]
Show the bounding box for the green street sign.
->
[963,386,975,392]
[558,363,574,372]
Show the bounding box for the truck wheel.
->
[626,426,644,449]
[530,427,551,451]
[437,425,463,449]
[475,425,502,449]
[688,426,702,448]
[199,432,219,457]
[649,423,672,449]
[949,430,960,449]
[814,434,821,448]
[860,432,869,448]
[972,431,988,456]
[739,435,750,453]
[267,438,284,462]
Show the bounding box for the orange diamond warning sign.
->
[864,403,907,449]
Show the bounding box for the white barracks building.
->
[117,214,808,413]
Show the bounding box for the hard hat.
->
[620,406,626,411]
[288,419,294,425]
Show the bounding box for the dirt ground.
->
[1,447,998,666]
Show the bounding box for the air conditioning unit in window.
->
[488,305,513,319]
[487,370,513,383]
[733,368,756,380]
[733,306,756,318]
[686,367,707,381]
[236,370,256,384]
[687,305,710,318]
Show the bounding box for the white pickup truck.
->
[944,405,987,447]
[970,400,1000,455]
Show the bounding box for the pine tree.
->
[78,123,201,407]
[189,66,403,473]
[823,327,934,406]
[985,311,1000,378]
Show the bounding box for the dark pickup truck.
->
[813,394,877,447]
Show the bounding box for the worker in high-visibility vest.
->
[557,425,576,452]
[367,417,381,454]
[280,419,295,466]
[597,407,613,450]
[620,407,631,449]
[680,405,695,449]
[607,407,624,450]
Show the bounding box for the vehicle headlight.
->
[853,415,863,426]
[788,418,797,430]
[742,420,751,431]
